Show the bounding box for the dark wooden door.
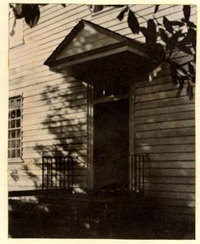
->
[94,99,129,190]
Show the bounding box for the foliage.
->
[10,4,196,99]
[117,5,196,99]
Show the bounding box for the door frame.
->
[87,83,135,190]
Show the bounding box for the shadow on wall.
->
[32,75,89,190]
[9,73,89,192]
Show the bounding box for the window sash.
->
[8,97,22,158]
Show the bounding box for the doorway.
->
[93,99,129,190]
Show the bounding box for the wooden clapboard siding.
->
[23,92,87,108]
[23,137,87,147]
[135,111,195,124]
[9,4,195,224]
[23,99,87,115]
[144,175,195,184]
[136,137,195,146]
[9,4,91,191]
[8,162,43,191]
[136,127,195,139]
[134,61,195,222]
[22,150,87,160]
[23,124,87,136]
[23,131,87,142]
[135,96,194,110]
[23,118,87,131]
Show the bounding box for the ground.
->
[8,191,195,239]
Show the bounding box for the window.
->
[8,97,22,158]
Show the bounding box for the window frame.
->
[8,96,23,161]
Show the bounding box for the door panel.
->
[94,99,129,190]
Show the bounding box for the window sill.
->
[8,158,24,164]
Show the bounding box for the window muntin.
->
[8,97,22,158]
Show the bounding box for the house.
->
[9,4,196,234]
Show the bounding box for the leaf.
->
[117,7,129,21]
[140,20,157,47]
[177,43,193,55]
[166,31,183,53]
[127,9,140,34]
[154,5,159,14]
[159,28,169,43]
[188,62,196,84]
[169,20,184,27]
[12,4,24,18]
[187,82,193,100]
[177,67,187,77]
[15,4,23,16]
[146,19,157,45]
[180,46,193,55]
[150,64,162,80]
[170,61,193,99]
[163,16,173,34]
[188,61,195,76]
[178,77,184,91]
[140,27,148,37]
[188,28,196,48]
[187,21,196,28]
[153,16,162,26]
[170,61,188,76]
[183,5,191,22]
[178,34,190,46]
[154,44,166,63]
[170,63,178,85]
[23,5,40,28]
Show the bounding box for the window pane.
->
[8,131,11,139]
[17,149,20,157]
[11,150,15,158]
[16,119,21,127]
[10,100,14,109]
[11,120,15,128]
[11,110,15,118]
[8,141,11,149]
[16,109,21,117]
[11,130,16,139]
[8,150,11,158]
[17,129,21,138]
[11,140,16,148]
[16,99,21,108]
[17,140,20,148]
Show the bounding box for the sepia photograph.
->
[7,2,196,239]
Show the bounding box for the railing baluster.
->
[71,157,74,188]
[42,156,44,189]
[143,155,145,192]
[64,157,66,189]
[130,153,149,194]
[42,156,76,190]
[41,154,148,193]
[134,154,136,191]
